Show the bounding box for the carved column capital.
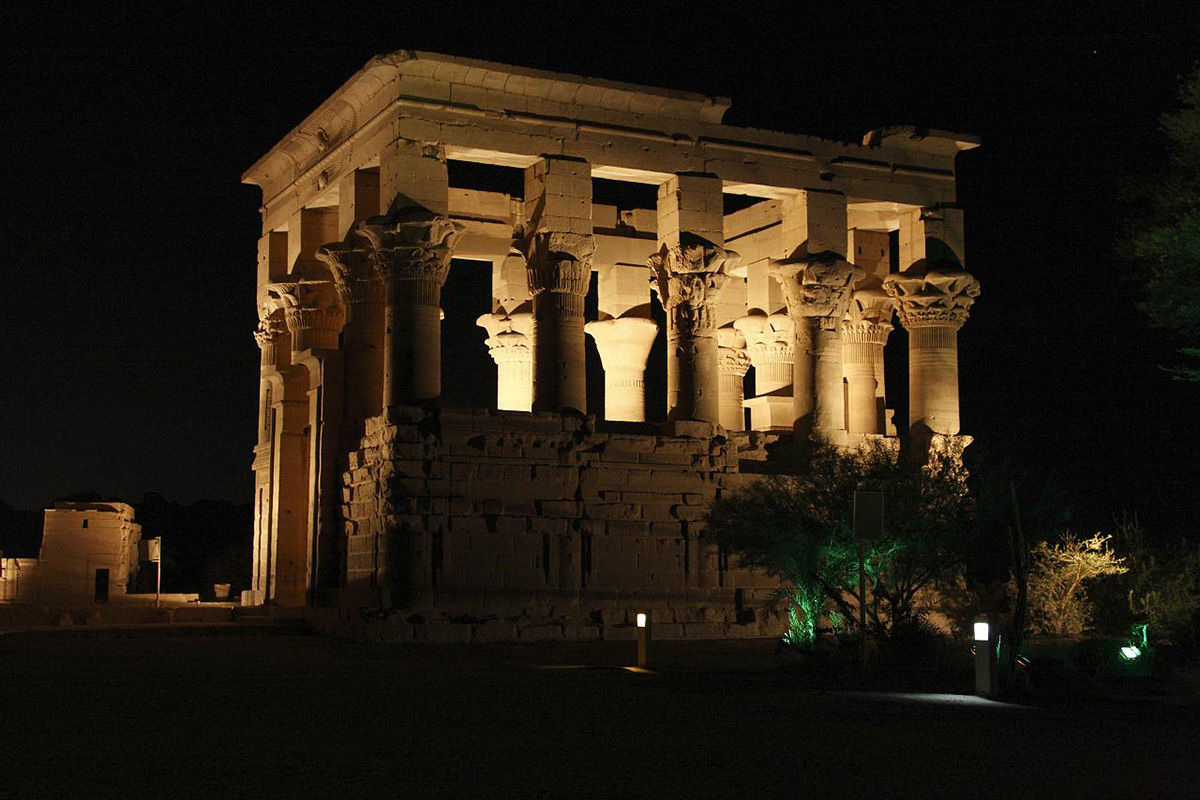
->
[477,312,533,363]
[316,244,384,311]
[842,286,896,346]
[716,328,751,378]
[518,231,595,296]
[771,256,858,331]
[734,312,796,356]
[357,210,464,302]
[883,265,980,330]
[254,313,290,368]
[266,279,345,352]
[649,239,739,338]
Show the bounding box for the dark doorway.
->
[94,568,109,603]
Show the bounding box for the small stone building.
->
[35,502,141,603]
[0,557,38,603]
[242,51,980,640]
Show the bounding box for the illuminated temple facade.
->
[243,51,980,640]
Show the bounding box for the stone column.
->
[250,313,289,605]
[254,314,290,371]
[842,287,895,435]
[268,278,344,352]
[733,313,795,430]
[650,173,737,424]
[477,312,534,412]
[650,243,735,424]
[520,156,594,414]
[358,210,463,406]
[522,232,593,413]
[884,266,979,435]
[318,245,385,430]
[774,260,857,443]
[770,190,855,444]
[585,317,659,422]
[266,277,346,596]
[716,327,750,431]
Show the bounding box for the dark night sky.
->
[1,2,1198,536]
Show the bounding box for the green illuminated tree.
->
[706,441,972,649]
[1127,64,1200,381]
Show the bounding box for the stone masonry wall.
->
[339,407,788,643]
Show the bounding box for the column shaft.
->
[343,294,384,425]
[585,316,658,422]
[532,285,587,412]
[384,279,443,405]
[909,325,960,435]
[479,312,534,412]
[792,322,817,438]
[843,345,879,435]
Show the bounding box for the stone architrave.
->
[842,285,895,435]
[884,265,979,436]
[649,238,738,424]
[772,257,857,443]
[519,231,595,414]
[477,312,534,412]
[317,244,385,429]
[585,317,659,422]
[716,327,751,431]
[358,209,464,406]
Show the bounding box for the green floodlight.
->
[1119,624,1149,661]
[1119,645,1141,661]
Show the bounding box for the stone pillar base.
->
[744,395,796,431]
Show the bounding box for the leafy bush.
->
[1027,534,1128,637]
[706,440,972,649]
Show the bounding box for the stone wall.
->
[339,407,789,642]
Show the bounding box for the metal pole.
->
[857,539,867,666]
[156,540,162,609]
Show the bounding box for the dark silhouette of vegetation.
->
[0,500,41,558]
[1124,63,1200,381]
[706,441,974,649]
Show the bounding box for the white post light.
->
[974,614,997,696]
[636,612,651,668]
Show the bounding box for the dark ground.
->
[0,631,1195,798]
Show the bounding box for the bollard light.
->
[973,614,997,696]
[636,611,651,668]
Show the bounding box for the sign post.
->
[853,491,884,667]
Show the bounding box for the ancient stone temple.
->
[242,51,980,640]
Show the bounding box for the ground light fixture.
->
[636,612,650,668]
[1119,623,1149,662]
[974,614,997,696]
